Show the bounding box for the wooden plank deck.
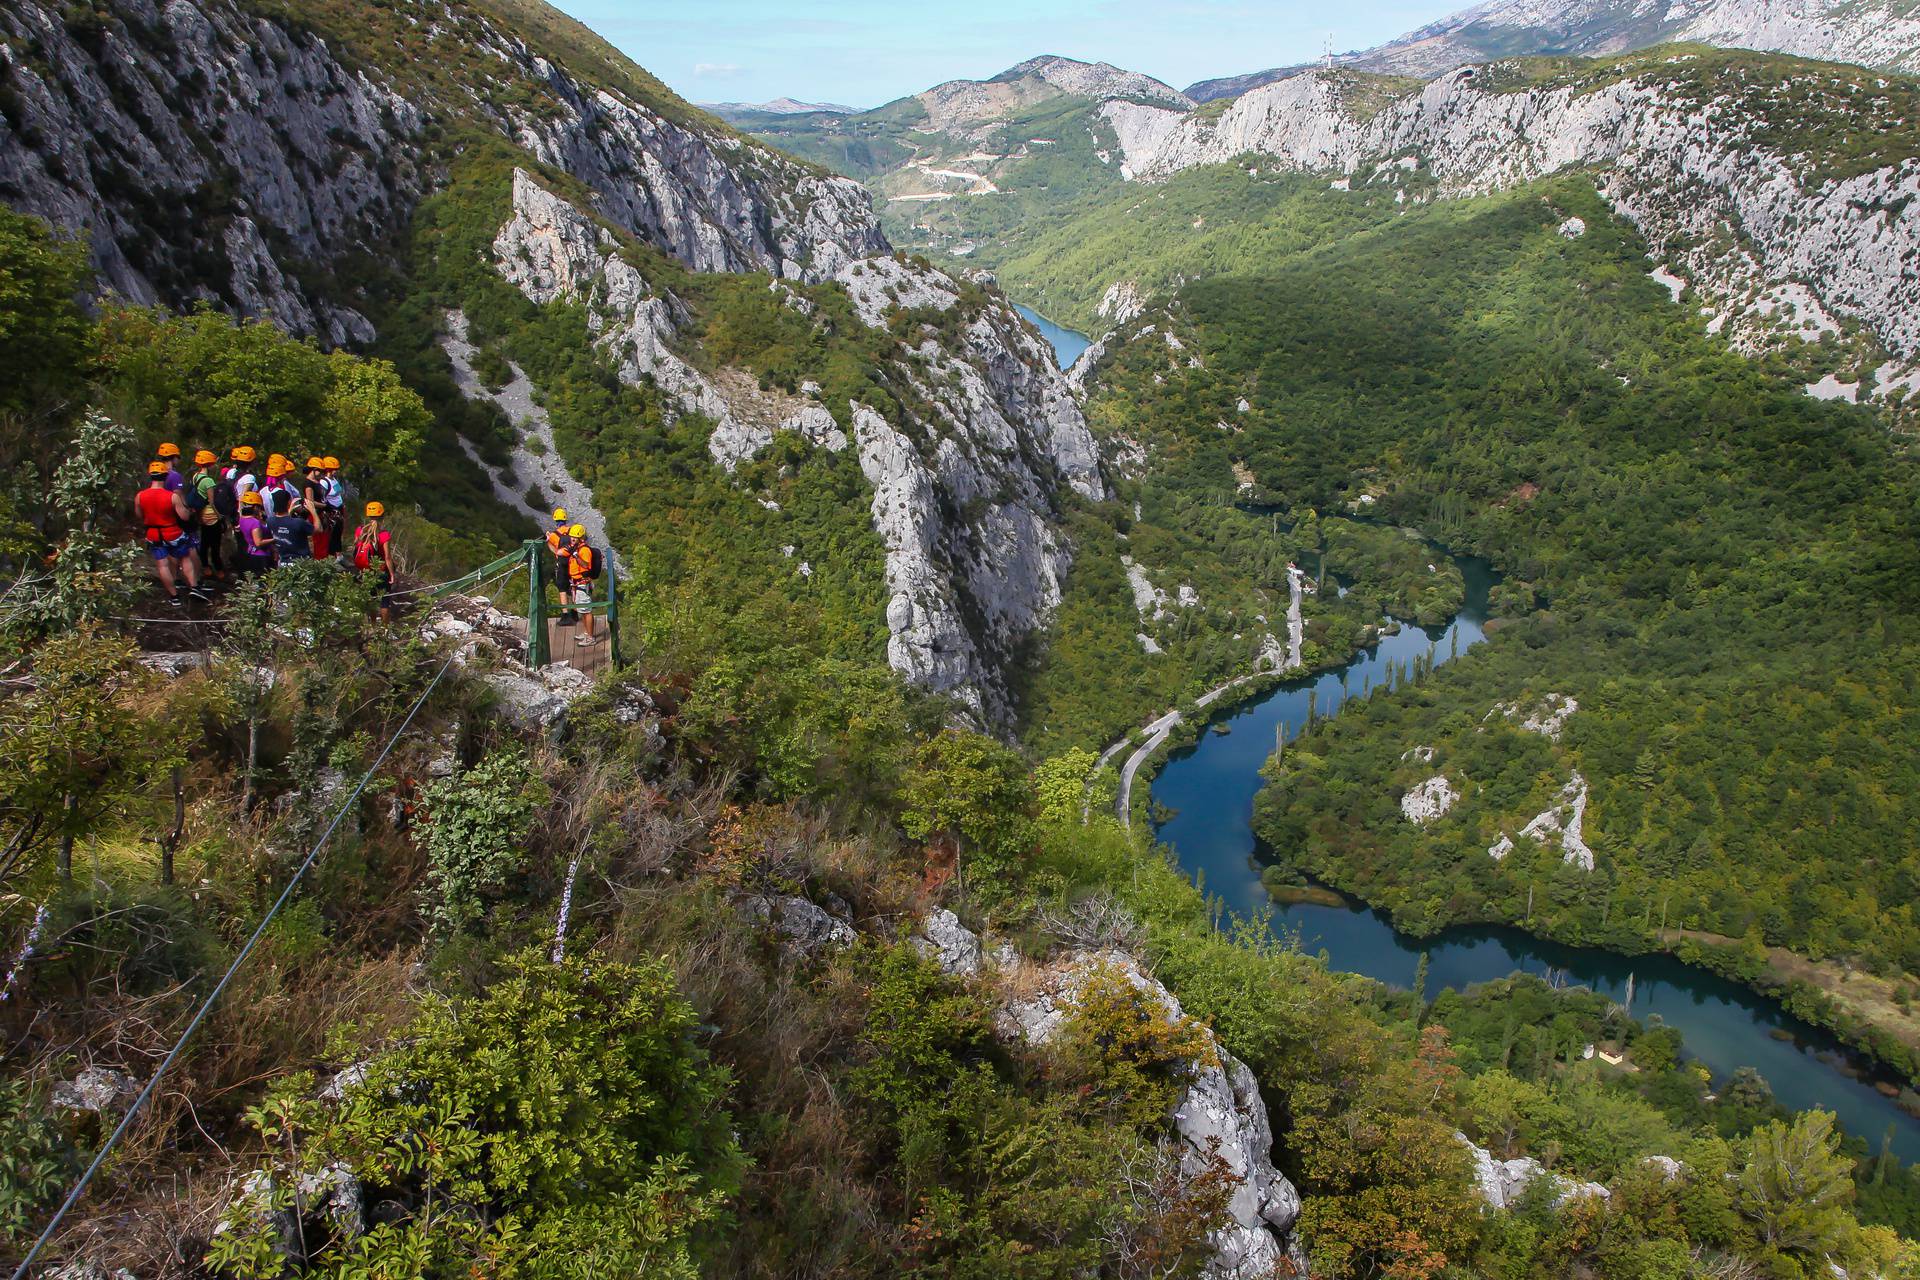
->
[546,614,614,678]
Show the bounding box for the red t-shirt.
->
[136,486,182,542]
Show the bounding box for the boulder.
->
[138,652,206,678]
[1400,774,1459,825]
[53,1066,140,1114]
[911,908,982,977]
[741,895,855,960]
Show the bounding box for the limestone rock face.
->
[1099,67,1920,380]
[490,171,1104,725]
[0,0,883,343]
[1457,1133,1610,1209]
[1520,773,1595,870]
[996,950,1310,1279]
[53,1066,140,1113]
[0,0,422,342]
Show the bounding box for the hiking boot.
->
[559,610,580,625]
[165,593,182,608]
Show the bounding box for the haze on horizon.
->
[548,0,1467,109]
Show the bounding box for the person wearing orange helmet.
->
[233,490,275,577]
[321,456,345,548]
[350,501,396,622]
[544,508,575,624]
[155,441,184,493]
[301,456,336,558]
[135,461,204,605]
[188,449,229,582]
[559,524,601,646]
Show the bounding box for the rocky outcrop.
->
[1490,692,1579,740]
[0,0,423,342]
[0,0,883,344]
[741,894,856,960]
[53,1066,139,1113]
[996,949,1310,1278]
[1520,773,1595,870]
[1400,774,1459,825]
[1457,1133,1610,1210]
[912,907,984,977]
[1099,66,1920,380]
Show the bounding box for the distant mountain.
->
[702,97,860,119]
[1185,0,1920,100]
[912,54,1192,137]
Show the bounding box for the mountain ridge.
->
[1185,0,1920,100]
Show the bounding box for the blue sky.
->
[551,0,1464,107]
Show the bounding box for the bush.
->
[417,749,549,936]
[0,1077,77,1246]
[208,951,742,1278]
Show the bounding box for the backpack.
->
[579,545,603,581]
[213,475,239,518]
[181,477,208,517]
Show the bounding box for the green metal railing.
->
[429,539,621,670]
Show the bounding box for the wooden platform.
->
[546,614,614,678]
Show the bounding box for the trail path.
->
[1106,568,1304,826]
[442,310,624,578]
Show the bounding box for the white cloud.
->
[693,61,742,77]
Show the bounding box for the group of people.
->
[544,508,603,647]
[135,443,396,619]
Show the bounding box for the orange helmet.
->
[231,445,256,463]
[240,491,263,507]
[193,448,217,465]
[305,455,325,470]
[322,456,340,470]
[156,442,180,459]
[146,460,168,476]
[365,500,386,518]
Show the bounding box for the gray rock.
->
[1457,1132,1611,1209]
[997,951,1308,1276]
[53,1067,140,1113]
[483,671,575,735]
[218,1163,363,1264]
[138,652,206,678]
[48,1264,139,1280]
[317,1062,369,1102]
[742,895,855,959]
[911,908,982,977]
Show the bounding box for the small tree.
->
[898,730,1034,896]
[0,630,171,886]
[1734,1109,1857,1260]
[1,410,146,649]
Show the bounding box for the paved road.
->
[1105,569,1305,827]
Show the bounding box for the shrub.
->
[208,951,741,1278]
[417,749,549,936]
[0,1077,77,1245]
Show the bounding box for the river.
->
[1015,303,1091,369]
[1150,555,1920,1161]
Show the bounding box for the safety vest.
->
[563,542,596,584]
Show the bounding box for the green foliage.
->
[208,951,742,1279]
[0,206,89,423]
[0,1077,77,1245]
[94,306,426,485]
[4,410,148,648]
[418,750,549,937]
[898,731,1035,890]
[1736,1110,1859,1262]
[0,629,172,888]
[1054,960,1218,1129]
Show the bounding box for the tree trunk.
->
[243,717,259,816]
[159,765,184,886]
[58,794,74,883]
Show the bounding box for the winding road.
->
[1104,568,1304,826]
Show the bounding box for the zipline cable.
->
[8,646,462,1280]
